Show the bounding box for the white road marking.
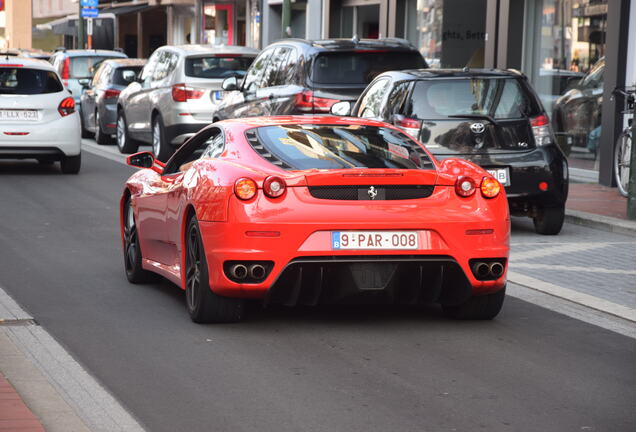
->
[508,272,636,323]
[0,286,146,432]
[506,283,636,339]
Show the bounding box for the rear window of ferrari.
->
[247,124,434,170]
[0,67,63,95]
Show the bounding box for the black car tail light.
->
[530,114,553,146]
[393,114,422,139]
[295,90,339,113]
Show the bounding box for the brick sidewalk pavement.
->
[0,374,44,432]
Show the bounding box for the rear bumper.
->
[100,103,118,134]
[196,187,510,304]
[435,145,569,211]
[0,113,81,158]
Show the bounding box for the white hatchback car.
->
[0,57,81,173]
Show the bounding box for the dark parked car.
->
[80,58,146,144]
[49,49,128,110]
[212,38,427,121]
[536,68,583,117]
[552,57,604,156]
[332,69,569,235]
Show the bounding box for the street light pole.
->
[628,116,636,219]
[281,0,291,39]
[78,1,85,49]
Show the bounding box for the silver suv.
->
[116,44,258,160]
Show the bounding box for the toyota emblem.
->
[367,186,378,200]
[470,122,485,134]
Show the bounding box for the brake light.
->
[103,88,121,99]
[172,84,204,102]
[234,178,257,200]
[263,176,286,198]
[61,57,70,87]
[294,90,339,113]
[455,176,476,197]
[58,97,75,117]
[530,114,552,146]
[393,114,422,139]
[480,176,501,198]
[0,64,23,68]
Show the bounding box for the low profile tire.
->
[152,114,172,162]
[116,110,139,154]
[94,110,112,145]
[442,287,506,320]
[60,154,81,174]
[185,216,245,323]
[80,109,92,139]
[123,196,157,283]
[533,205,565,235]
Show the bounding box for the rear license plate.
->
[0,109,38,122]
[332,231,418,250]
[486,167,510,186]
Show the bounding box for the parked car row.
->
[1,38,569,234]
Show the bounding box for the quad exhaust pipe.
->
[229,264,248,280]
[226,262,269,282]
[471,261,505,280]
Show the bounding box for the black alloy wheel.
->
[185,216,245,323]
[533,205,565,235]
[123,197,156,283]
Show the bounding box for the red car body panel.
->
[121,116,510,304]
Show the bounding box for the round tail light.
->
[480,177,501,198]
[263,176,286,198]
[455,176,476,197]
[234,178,257,200]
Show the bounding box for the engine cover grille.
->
[308,185,435,201]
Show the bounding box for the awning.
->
[99,5,150,15]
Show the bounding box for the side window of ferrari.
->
[201,133,225,159]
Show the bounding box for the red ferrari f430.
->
[121,116,510,323]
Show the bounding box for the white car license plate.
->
[486,168,510,186]
[0,109,38,122]
[332,231,418,250]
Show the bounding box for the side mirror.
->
[78,78,90,89]
[330,101,352,116]
[126,152,155,169]
[222,76,239,91]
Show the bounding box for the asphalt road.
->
[0,151,635,432]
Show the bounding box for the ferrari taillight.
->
[455,176,476,197]
[480,176,501,198]
[263,176,286,198]
[234,178,257,200]
[58,97,75,117]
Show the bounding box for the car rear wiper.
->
[448,114,500,127]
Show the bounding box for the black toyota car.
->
[212,38,427,120]
[332,69,569,235]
